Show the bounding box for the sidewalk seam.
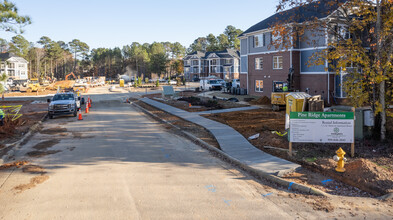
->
[132,101,329,197]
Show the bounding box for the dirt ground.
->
[0,100,48,157]
[4,90,56,97]
[205,109,393,197]
[142,92,248,112]
[133,99,220,149]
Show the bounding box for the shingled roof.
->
[185,49,240,59]
[239,0,347,37]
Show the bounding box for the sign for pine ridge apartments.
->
[289,112,354,143]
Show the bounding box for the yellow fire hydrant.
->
[333,147,347,172]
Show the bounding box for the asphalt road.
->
[0,92,391,219]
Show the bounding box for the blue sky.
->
[3,0,277,49]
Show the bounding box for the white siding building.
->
[0,53,28,80]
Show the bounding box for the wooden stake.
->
[289,142,293,156]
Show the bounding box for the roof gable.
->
[239,0,347,37]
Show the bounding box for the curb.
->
[132,101,329,197]
[0,113,47,165]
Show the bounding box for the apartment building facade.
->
[183,49,240,80]
[0,53,28,80]
[239,1,348,103]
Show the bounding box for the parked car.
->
[216,79,226,87]
[200,79,222,91]
[232,79,240,88]
[47,92,80,119]
[192,77,200,82]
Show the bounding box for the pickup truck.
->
[47,92,81,119]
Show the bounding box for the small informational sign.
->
[289,112,354,143]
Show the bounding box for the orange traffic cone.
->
[85,103,89,113]
[88,96,92,108]
[78,110,83,120]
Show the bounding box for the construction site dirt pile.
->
[250,96,271,105]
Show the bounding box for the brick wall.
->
[246,51,300,97]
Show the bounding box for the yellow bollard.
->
[333,147,347,172]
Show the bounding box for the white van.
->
[200,78,222,91]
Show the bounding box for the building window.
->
[8,70,15,76]
[7,63,15,69]
[254,34,265,48]
[273,56,283,69]
[184,60,190,66]
[225,59,232,64]
[255,58,263,70]
[211,59,218,65]
[192,60,199,65]
[255,80,263,92]
[18,64,25,68]
[224,67,231,73]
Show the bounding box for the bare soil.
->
[133,100,220,149]
[0,100,48,148]
[142,92,248,112]
[0,160,29,170]
[205,109,393,196]
[22,165,46,174]
[13,175,49,193]
[4,90,56,97]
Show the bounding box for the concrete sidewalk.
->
[140,98,300,176]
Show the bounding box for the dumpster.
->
[285,92,311,129]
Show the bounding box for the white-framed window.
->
[255,80,263,92]
[225,59,232,64]
[184,60,191,66]
[18,64,25,68]
[184,67,190,73]
[254,34,265,48]
[7,63,15,69]
[255,57,263,70]
[192,60,199,65]
[224,66,231,73]
[211,59,218,65]
[273,56,283,69]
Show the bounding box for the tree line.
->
[188,25,243,53]
[0,35,188,80]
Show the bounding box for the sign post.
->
[289,112,355,156]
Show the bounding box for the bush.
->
[156,80,160,87]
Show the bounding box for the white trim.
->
[240,72,247,74]
[255,80,264,92]
[245,47,328,56]
[273,56,283,70]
